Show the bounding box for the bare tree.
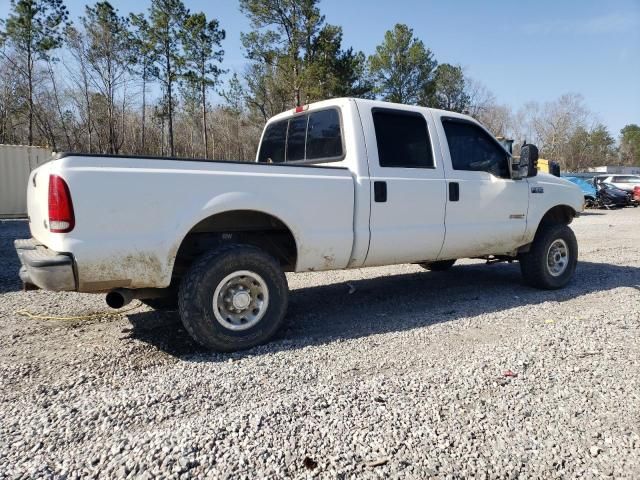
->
[0,0,69,145]
[46,59,72,149]
[129,13,157,153]
[529,93,590,160]
[466,79,512,137]
[80,2,132,153]
[65,25,95,152]
[148,0,188,157]
[181,12,225,158]
[0,54,23,143]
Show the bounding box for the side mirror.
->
[519,144,539,178]
[510,155,523,180]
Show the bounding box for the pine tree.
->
[148,0,187,156]
[221,72,246,159]
[81,1,132,153]
[368,24,436,105]
[0,0,69,145]
[240,0,369,117]
[240,0,322,107]
[129,12,158,153]
[620,124,640,166]
[180,12,225,158]
[429,63,469,112]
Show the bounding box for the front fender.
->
[524,175,584,243]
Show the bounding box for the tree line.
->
[1,0,638,169]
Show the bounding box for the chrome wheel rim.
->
[547,239,569,277]
[212,270,269,331]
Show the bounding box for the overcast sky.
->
[2,0,638,135]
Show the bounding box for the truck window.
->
[306,109,343,160]
[286,115,307,161]
[258,120,287,163]
[258,108,343,163]
[443,119,509,178]
[372,109,434,168]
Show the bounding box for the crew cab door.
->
[359,104,447,266]
[433,115,529,259]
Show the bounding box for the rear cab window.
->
[258,108,343,164]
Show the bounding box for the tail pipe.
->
[105,288,170,309]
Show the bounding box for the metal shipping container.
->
[0,145,53,218]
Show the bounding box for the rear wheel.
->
[419,259,456,271]
[178,244,288,352]
[519,224,577,289]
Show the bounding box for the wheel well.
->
[171,210,298,282]
[533,205,577,242]
[519,205,577,255]
[539,205,576,228]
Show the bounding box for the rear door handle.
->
[449,182,460,202]
[374,181,387,202]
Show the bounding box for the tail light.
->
[48,174,75,233]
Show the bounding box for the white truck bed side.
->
[27,158,355,291]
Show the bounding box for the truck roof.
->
[267,97,476,124]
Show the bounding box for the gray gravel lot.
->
[1,209,639,479]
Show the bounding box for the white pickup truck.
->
[16,98,583,351]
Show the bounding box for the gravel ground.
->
[0,209,639,479]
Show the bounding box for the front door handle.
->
[374,181,387,202]
[449,182,460,202]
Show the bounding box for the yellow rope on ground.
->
[14,301,144,321]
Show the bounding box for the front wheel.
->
[519,224,578,289]
[178,244,289,352]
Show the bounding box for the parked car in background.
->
[594,175,640,193]
[564,176,597,207]
[597,182,632,208]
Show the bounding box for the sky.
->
[1,0,638,136]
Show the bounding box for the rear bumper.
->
[15,238,77,291]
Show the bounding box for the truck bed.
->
[27,155,356,292]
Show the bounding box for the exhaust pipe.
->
[106,288,169,309]
[105,289,134,309]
